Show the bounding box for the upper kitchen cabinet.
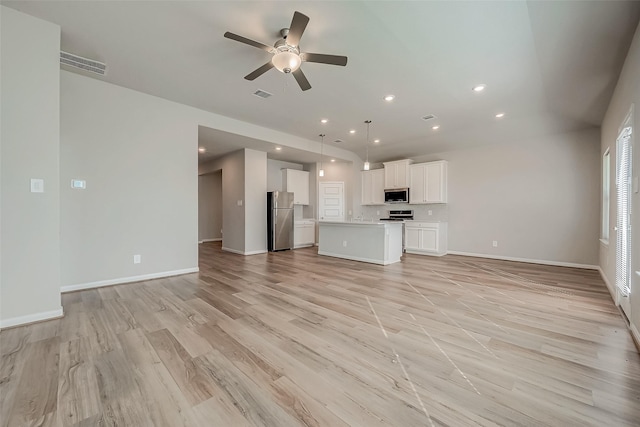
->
[409,160,448,204]
[361,169,385,205]
[282,169,310,205]
[383,159,413,189]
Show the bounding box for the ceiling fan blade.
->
[286,11,309,46]
[244,62,274,80]
[292,68,311,91]
[224,32,274,52]
[301,53,348,66]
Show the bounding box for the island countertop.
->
[317,221,403,265]
[318,220,402,226]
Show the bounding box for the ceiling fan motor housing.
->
[224,11,347,90]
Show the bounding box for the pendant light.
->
[364,120,371,171]
[319,133,325,177]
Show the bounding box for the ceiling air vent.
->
[60,51,106,75]
[422,114,436,121]
[253,89,272,99]
[334,139,343,143]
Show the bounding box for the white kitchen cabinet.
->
[404,221,447,256]
[409,160,447,204]
[282,169,309,205]
[383,159,413,189]
[294,220,315,248]
[361,169,385,205]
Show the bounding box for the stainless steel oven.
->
[379,210,413,251]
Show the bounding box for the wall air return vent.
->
[60,51,106,76]
[253,89,272,99]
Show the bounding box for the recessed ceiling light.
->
[275,147,282,151]
[374,139,380,144]
[349,130,356,134]
[432,125,440,130]
[472,84,486,92]
[320,118,328,124]
[495,113,505,118]
[198,147,206,153]
[331,159,336,162]
[384,95,395,101]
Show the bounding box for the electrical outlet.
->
[376,210,380,215]
[492,241,498,248]
[428,210,433,216]
[343,240,347,247]
[133,254,141,264]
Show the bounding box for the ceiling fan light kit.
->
[224,11,347,91]
[272,48,301,73]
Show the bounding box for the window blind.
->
[616,126,632,297]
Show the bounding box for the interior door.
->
[319,181,344,221]
[615,112,633,318]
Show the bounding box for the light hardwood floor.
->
[1,242,639,426]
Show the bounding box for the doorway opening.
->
[198,170,223,244]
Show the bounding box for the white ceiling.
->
[4,1,639,165]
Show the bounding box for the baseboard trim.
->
[245,250,267,255]
[598,267,616,299]
[222,247,267,256]
[294,243,314,249]
[631,324,640,353]
[0,307,64,330]
[318,250,399,265]
[446,251,598,270]
[199,238,222,244]
[405,249,446,257]
[61,267,200,293]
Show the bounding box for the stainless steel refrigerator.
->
[267,191,294,251]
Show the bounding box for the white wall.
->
[600,21,640,336]
[362,128,601,267]
[60,71,199,288]
[198,172,222,241]
[245,149,267,254]
[200,150,245,254]
[0,7,62,327]
[199,149,268,255]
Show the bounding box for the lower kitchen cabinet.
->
[404,221,447,256]
[294,220,315,248]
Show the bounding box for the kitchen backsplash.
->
[361,204,449,222]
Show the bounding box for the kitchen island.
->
[318,221,403,265]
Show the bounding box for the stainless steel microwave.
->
[384,188,409,204]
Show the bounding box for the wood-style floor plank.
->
[1,242,639,426]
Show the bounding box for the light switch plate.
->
[633,176,639,193]
[71,179,86,189]
[30,179,44,193]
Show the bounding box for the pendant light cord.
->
[365,120,371,168]
[319,134,325,176]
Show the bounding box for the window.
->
[616,124,632,298]
[601,149,610,242]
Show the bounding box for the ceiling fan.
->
[224,11,348,91]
